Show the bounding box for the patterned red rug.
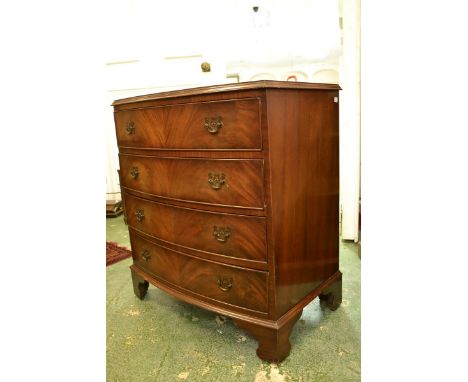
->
[106,241,132,266]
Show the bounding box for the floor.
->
[107,215,361,381]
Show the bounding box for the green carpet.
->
[107,215,361,381]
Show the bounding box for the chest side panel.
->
[266,89,340,318]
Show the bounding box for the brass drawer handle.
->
[135,209,145,222]
[141,249,151,261]
[213,226,231,243]
[126,121,135,135]
[205,116,223,134]
[217,276,233,292]
[130,166,139,179]
[208,173,226,190]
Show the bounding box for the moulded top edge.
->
[111,80,341,106]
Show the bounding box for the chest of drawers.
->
[112,80,342,362]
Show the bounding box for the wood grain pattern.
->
[130,232,269,313]
[266,88,340,318]
[112,80,340,106]
[117,148,266,158]
[124,192,267,263]
[119,154,265,210]
[114,81,342,362]
[234,310,303,363]
[114,98,262,150]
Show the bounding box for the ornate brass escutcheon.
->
[208,173,226,190]
[135,209,145,222]
[126,121,135,134]
[204,116,223,134]
[130,166,139,179]
[217,276,233,292]
[141,249,151,261]
[213,226,231,243]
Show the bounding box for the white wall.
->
[339,0,361,241]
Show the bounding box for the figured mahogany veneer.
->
[119,154,265,210]
[130,232,269,314]
[113,80,342,363]
[114,98,262,150]
[124,193,267,264]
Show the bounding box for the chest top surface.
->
[112,80,340,106]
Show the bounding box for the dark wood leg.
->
[131,268,149,300]
[319,274,342,311]
[233,310,302,363]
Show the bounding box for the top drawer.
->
[114,98,262,150]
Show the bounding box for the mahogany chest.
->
[112,80,342,362]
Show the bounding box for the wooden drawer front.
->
[124,193,267,262]
[131,234,268,313]
[119,155,265,209]
[114,98,262,150]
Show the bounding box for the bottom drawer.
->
[130,233,268,313]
